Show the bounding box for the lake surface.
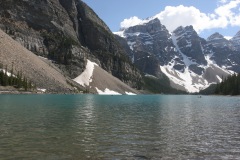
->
[0,95,240,159]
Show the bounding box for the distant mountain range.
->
[115,17,240,92]
[1,0,239,94]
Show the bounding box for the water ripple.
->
[0,95,240,159]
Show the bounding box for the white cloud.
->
[215,0,240,17]
[231,15,240,26]
[118,0,240,33]
[120,16,146,30]
[216,0,240,27]
[154,5,228,33]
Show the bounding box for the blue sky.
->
[82,0,240,39]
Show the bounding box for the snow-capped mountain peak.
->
[115,18,239,93]
[207,32,225,41]
[173,25,196,37]
[207,32,231,48]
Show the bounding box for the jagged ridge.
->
[115,17,240,92]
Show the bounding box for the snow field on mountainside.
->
[160,65,207,93]
[73,60,98,87]
[204,53,233,74]
[95,87,137,95]
[73,59,138,95]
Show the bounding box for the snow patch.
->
[125,32,151,37]
[145,74,158,79]
[216,75,222,82]
[125,92,137,95]
[0,69,15,77]
[224,36,232,40]
[37,88,46,93]
[38,56,48,60]
[160,52,235,93]
[73,60,98,87]
[160,65,208,93]
[204,53,234,74]
[128,41,136,50]
[205,53,215,66]
[132,53,135,63]
[95,87,122,95]
[144,41,153,45]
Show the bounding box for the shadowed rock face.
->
[0,0,142,88]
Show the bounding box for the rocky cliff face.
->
[115,18,239,92]
[0,0,142,89]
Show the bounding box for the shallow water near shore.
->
[1,95,240,159]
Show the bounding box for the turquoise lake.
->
[0,95,240,159]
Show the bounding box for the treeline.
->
[215,73,240,95]
[0,64,34,91]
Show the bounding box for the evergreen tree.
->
[9,63,14,86]
[0,70,3,85]
[215,73,240,95]
[0,63,35,91]
[3,66,9,86]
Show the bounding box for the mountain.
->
[0,0,142,93]
[115,18,238,93]
[207,32,232,49]
[118,18,176,78]
[206,33,240,73]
